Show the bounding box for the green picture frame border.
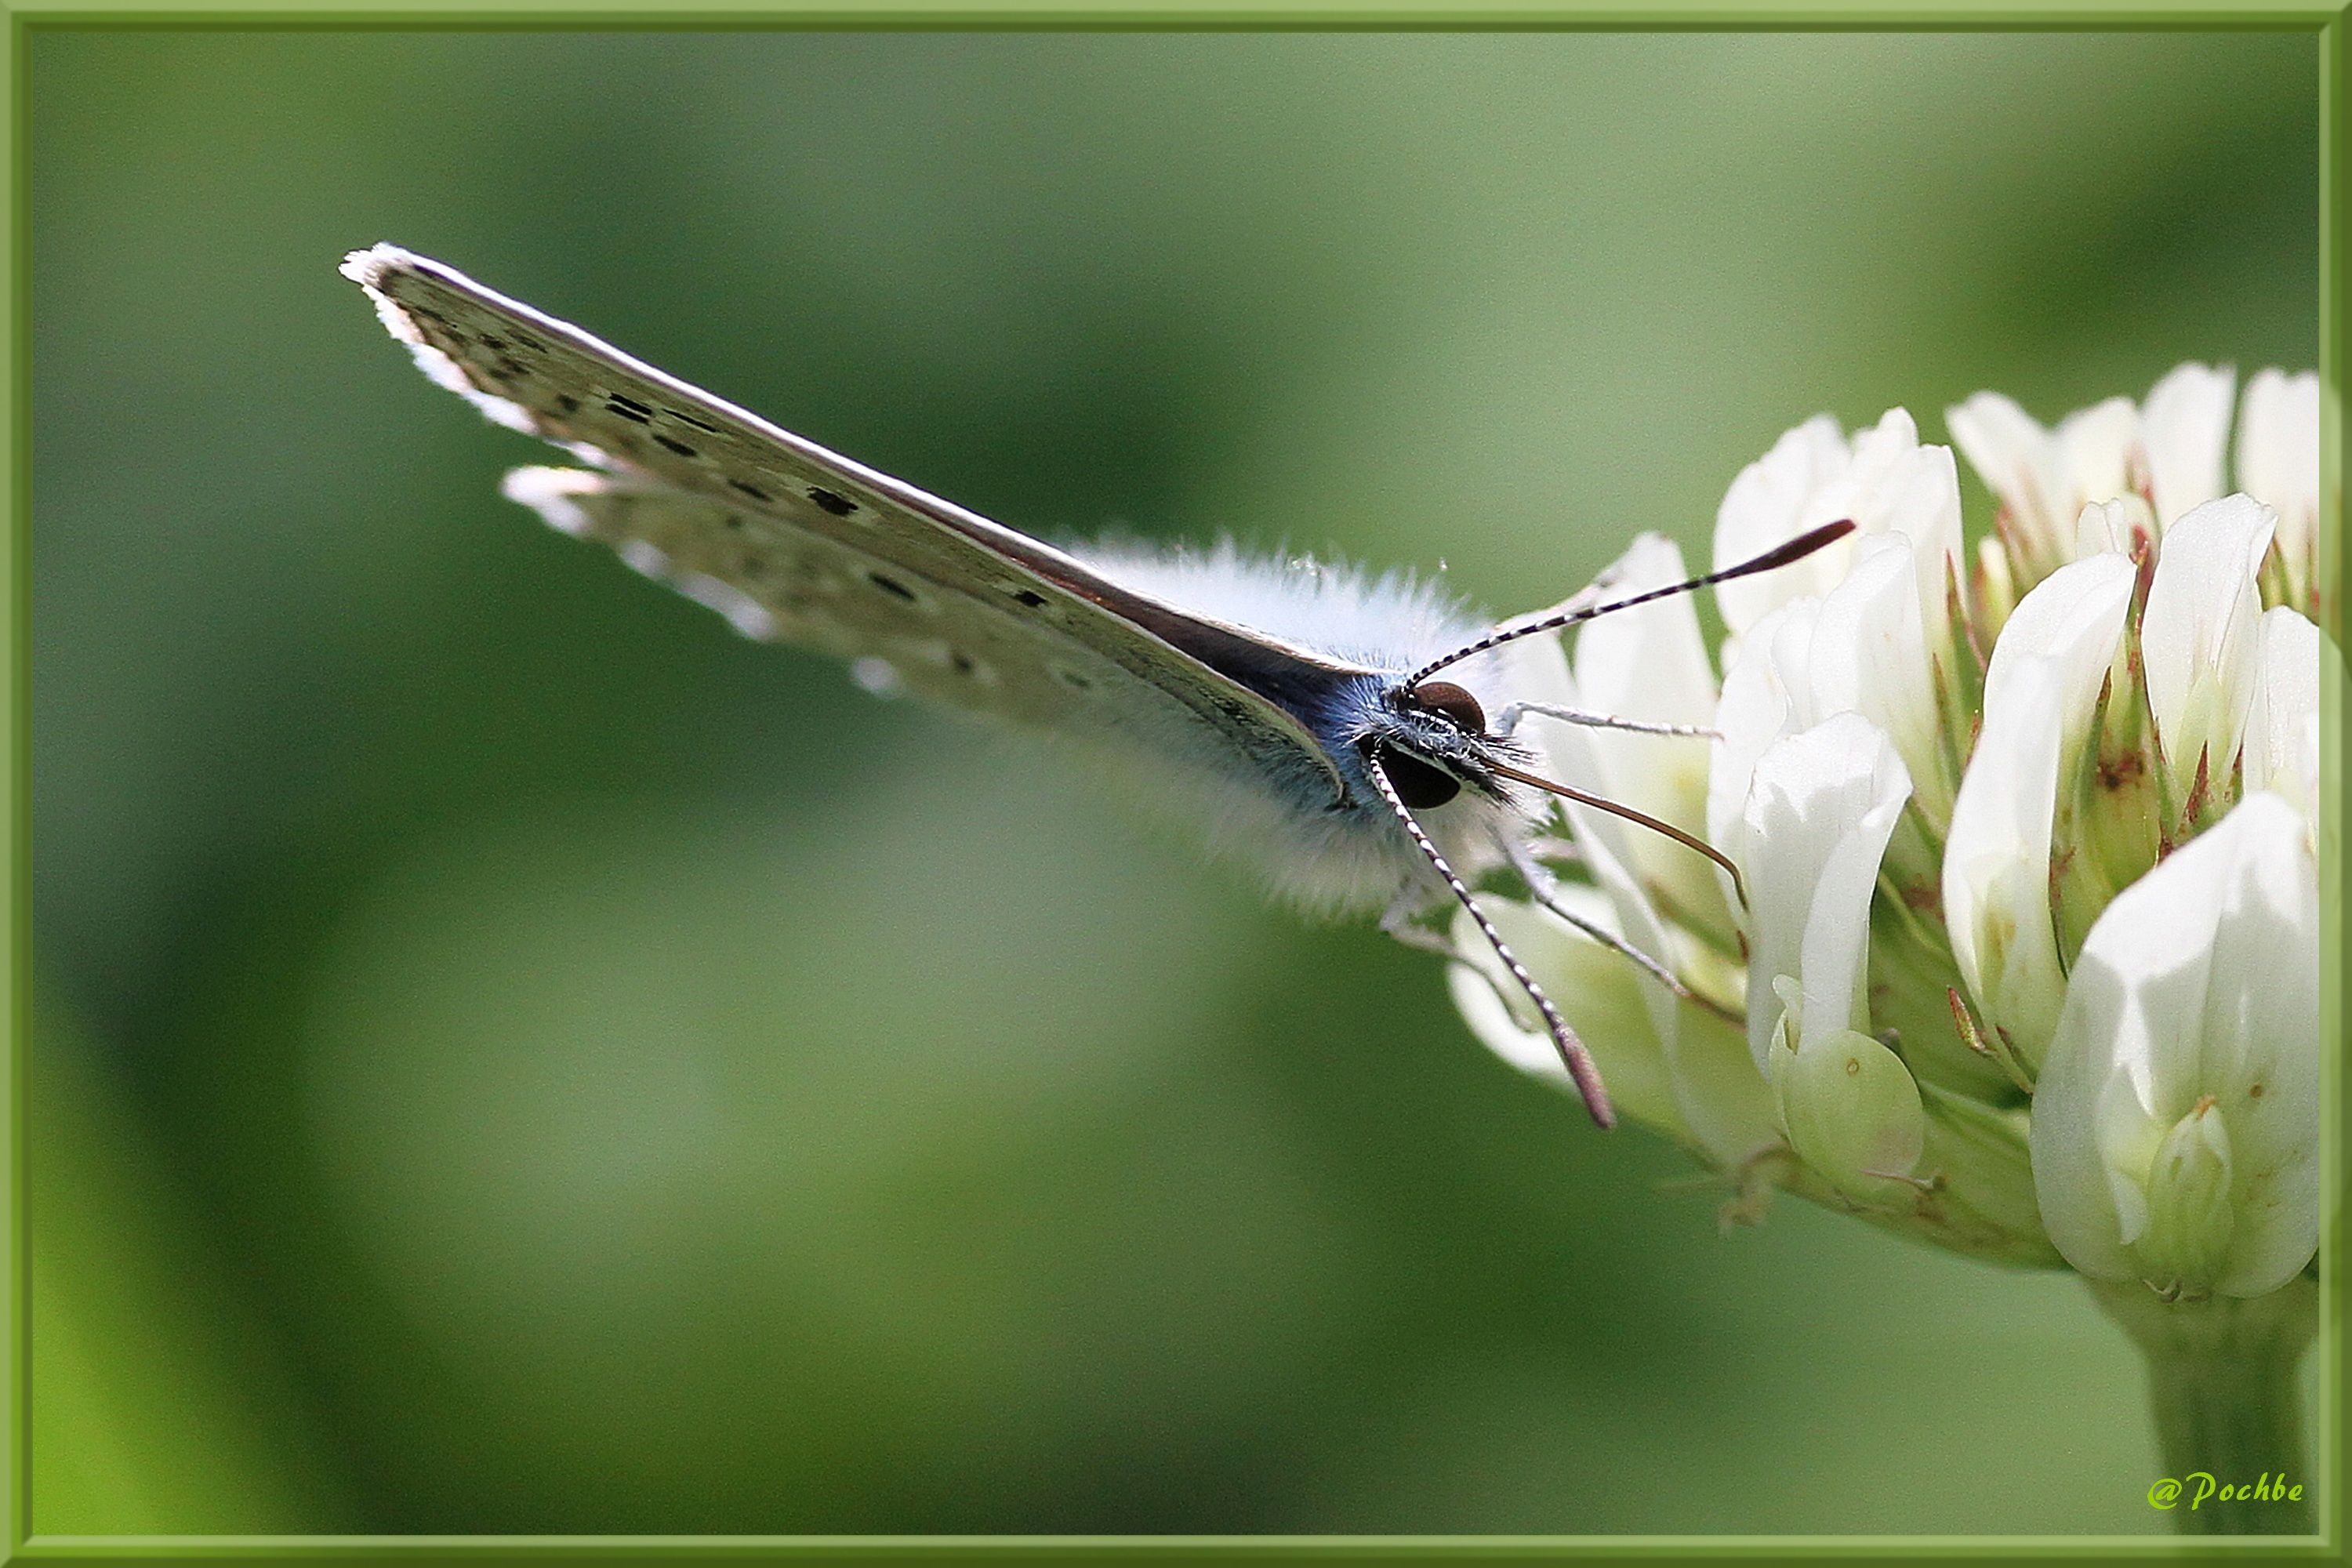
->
[6,5,2341,1559]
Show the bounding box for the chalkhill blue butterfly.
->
[343,245,1848,1127]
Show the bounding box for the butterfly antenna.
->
[1363,752,1616,1129]
[1486,758,1748,909]
[1405,520,1856,689]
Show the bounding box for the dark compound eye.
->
[1408,680,1486,734]
[1372,743,1462,809]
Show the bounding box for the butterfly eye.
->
[1407,681,1486,735]
[1367,742,1462,809]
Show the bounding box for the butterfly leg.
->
[1497,835,1741,1027]
[1490,700,1719,742]
[1377,886,1461,958]
[1526,833,1585,871]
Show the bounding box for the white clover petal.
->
[1838,422,1966,656]
[1705,598,1820,882]
[2170,805,2319,1300]
[1537,706,1780,1169]
[1733,713,1912,1066]
[1957,554,2145,1081]
[2030,792,2318,1298]
[1984,552,2138,762]
[1947,390,2064,557]
[1713,415,1856,637]
[1704,416,1964,846]
[2241,605,2324,831]
[2071,495,2154,561]
[1572,537,1718,736]
[1944,656,2067,1069]
[1711,408,1963,644]
[1569,534,1731,934]
[1947,554,2135,1071]
[1806,534,1948,826]
[1842,413,1966,633]
[2056,397,2140,520]
[1657,1007,1785,1173]
[1904,446,1968,645]
[2141,495,2275,789]
[2139,362,2236,528]
[2236,368,2319,597]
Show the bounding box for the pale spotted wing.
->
[503,464,1201,728]
[341,245,1354,800]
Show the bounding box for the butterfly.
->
[343,244,1849,1129]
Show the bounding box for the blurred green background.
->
[32,29,2318,1537]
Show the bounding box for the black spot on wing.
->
[1012,589,1047,608]
[728,478,771,503]
[665,408,720,434]
[652,434,699,457]
[808,487,857,517]
[866,572,916,602]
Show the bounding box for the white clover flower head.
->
[1449,362,2323,1290]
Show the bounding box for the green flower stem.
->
[2090,1276,2318,1536]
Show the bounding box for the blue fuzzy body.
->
[1071,540,1554,916]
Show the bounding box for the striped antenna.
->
[1405,520,1856,690]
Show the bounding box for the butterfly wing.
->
[343,245,1359,802]
[502,463,1198,729]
